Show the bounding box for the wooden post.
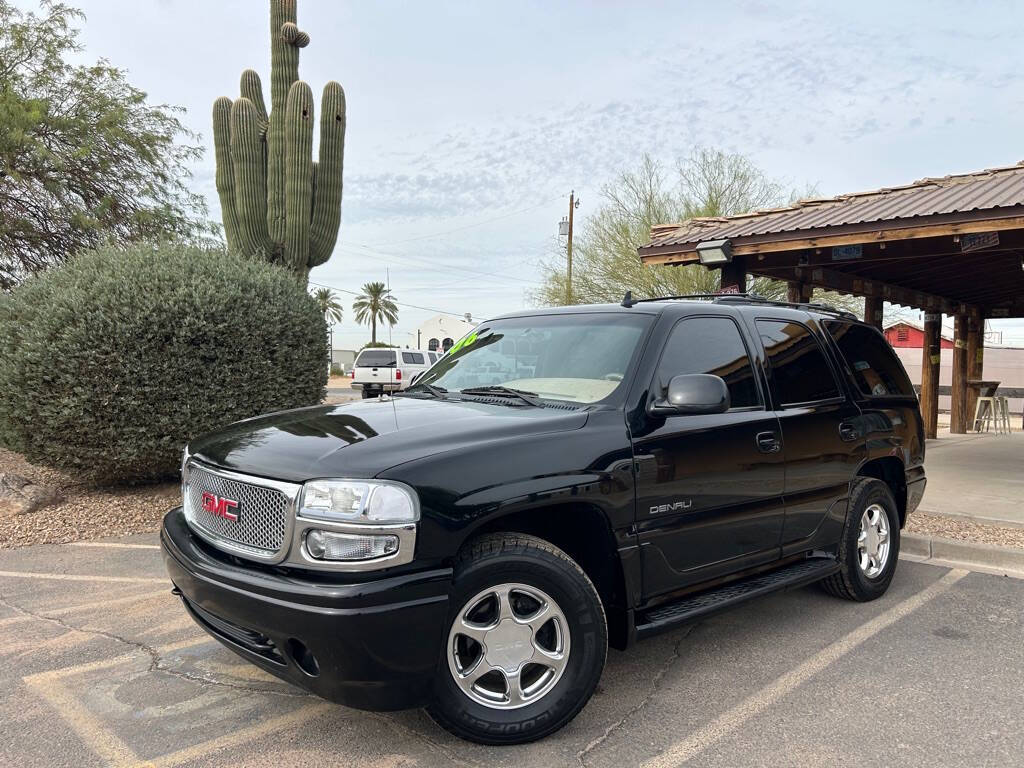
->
[720,256,746,294]
[966,311,983,428]
[921,313,941,439]
[950,312,969,434]
[863,296,883,330]
[786,281,812,304]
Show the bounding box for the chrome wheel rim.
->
[447,583,570,710]
[858,503,891,578]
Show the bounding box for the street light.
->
[696,239,734,266]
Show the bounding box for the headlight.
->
[299,480,419,524]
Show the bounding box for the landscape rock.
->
[0,472,63,516]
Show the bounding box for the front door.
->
[633,315,786,599]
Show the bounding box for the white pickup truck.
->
[350,348,439,398]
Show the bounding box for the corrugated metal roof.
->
[643,162,1024,250]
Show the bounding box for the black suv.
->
[161,296,926,744]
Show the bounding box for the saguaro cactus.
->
[212,0,346,279]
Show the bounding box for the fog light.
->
[305,530,399,561]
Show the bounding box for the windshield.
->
[415,313,652,403]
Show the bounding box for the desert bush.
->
[0,242,327,484]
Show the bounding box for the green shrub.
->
[0,242,327,484]
[330,362,344,376]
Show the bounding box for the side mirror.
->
[650,374,730,416]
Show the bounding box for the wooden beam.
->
[756,264,957,314]
[639,213,1024,265]
[966,312,984,427]
[863,296,883,330]
[921,313,941,439]
[720,256,746,293]
[950,313,970,434]
[786,281,812,303]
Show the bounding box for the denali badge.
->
[201,492,239,522]
[650,500,692,514]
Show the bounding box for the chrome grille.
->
[184,463,292,558]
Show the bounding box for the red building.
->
[883,321,953,349]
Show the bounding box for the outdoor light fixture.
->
[696,239,734,266]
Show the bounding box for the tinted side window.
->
[657,317,760,408]
[402,352,425,364]
[756,320,840,405]
[824,321,915,397]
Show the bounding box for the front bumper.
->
[161,507,451,711]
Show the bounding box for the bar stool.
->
[972,396,999,432]
[995,396,1012,434]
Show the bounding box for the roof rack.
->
[620,292,858,320]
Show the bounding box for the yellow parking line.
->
[641,568,970,767]
[48,589,171,616]
[24,665,145,768]
[0,590,169,629]
[0,570,167,584]
[142,701,334,768]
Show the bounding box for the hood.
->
[188,396,590,483]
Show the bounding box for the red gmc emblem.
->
[201,492,239,522]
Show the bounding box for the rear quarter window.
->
[824,321,915,397]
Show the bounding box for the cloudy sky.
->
[50,0,1024,346]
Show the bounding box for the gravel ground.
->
[0,448,176,549]
[907,509,1024,550]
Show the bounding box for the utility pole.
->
[559,191,580,304]
[567,190,575,303]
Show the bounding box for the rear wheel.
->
[821,477,901,601]
[427,533,607,745]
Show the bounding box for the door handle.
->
[756,431,780,453]
[839,422,858,442]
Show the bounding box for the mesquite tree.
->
[212,0,346,280]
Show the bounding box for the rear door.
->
[752,317,867,554]
[633,314,786,597]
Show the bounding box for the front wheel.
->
[821,477,901,601]
[427,533,607,745]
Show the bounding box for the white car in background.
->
[350,348,440,399]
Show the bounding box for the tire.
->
[821,477,901,601]
[427,533,607,745]
[360,389,373,399]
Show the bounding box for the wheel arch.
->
[460,502,632,649]
[856,456,907,526]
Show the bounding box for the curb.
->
[900,532,1024,579]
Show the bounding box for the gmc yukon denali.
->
[161,295,927,744]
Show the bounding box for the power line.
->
[308,279,478,320]
[363,194,565,246]
[335,243,543,286]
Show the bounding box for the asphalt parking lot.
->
[1,537,1022,768]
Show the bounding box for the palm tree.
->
[311,287,344,325]
[311,287,344,363]
[352,281,399,344]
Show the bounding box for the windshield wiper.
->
[458,386,542,406]
[395,382,448,399]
